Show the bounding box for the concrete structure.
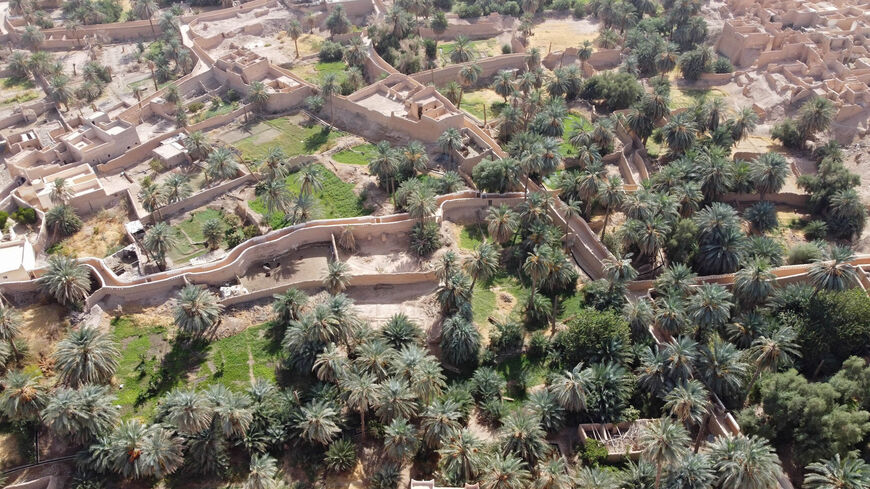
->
[0,240,35,281]
[713,0,870,141]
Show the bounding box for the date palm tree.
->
[421,398,462,449]
[38,255,91,309]
[0,370,47,421]
[499,408,551,466]
[664,379,709,431]
[205,147,240,183]
[687,284,733,341]
[272,288,308,325]
[298,164,323,197]
[440,315,480,366]
[201,218,223,250]
[162,174,192,204]
[339,370,379,441]
[487,205,519,244]
[247,80,270,116]
[733,258,775,308]
[731,107,759,142]
[481,453,532,489]
[42,385,118,445]
[450,35,473,63]
[92,419,184,479]
[549,363,592,412]
[384,417,420,462]
[162,388,214,435]
[697,336,747,403]
[401,140,430,175]
[0,305,22,363]
[797,97,835,141]
[49,177,72,205]
[438,428,484,483]
[598,175,625,238]
[184,131,211,162]
[465,242,499,289]
[662,112,696,155]
[641,417,691,489]
[286,19,303,58]
[320,74,339,127]
[143,222,179,271]
[744,326,800,404]
[53,326,120,387]
[324,260,351,294]
[313,343,347,382]
[492,70,514,102]
[259,176,293,222]
[139,182,165,219]
[439,128,463,167]
[295,399,341,446]
[173,284,223,336]
[132,0,158,34]
[808,246,859,293]
[535,456,572,489]
[375,377,418,423]
[406,185,437,224]
[709,434,782,489]
[244,454,280,489]
[805,454,870,489]
[208,385,253,439]
[749,152,789,201]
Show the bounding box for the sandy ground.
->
[239,244,331,290]
[16,302,69,370]
[344,281,439,329]
[53,208,129,258]
[529,17,601,53]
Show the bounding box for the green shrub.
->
[573,0,589,17]
[786,242,823,265]
[489,320,524,354]
[772,118,802,149]
[713,57,734,73]
[324,439,357,473]
[186,101,204,113]
[501,44,512,54]
[527,331,550,360]
[410,221,441,256]
[11,207,37,225]
[551,0,574,9]
[319,40,344,62]
[0,211,8,229]
[223,89,240,103]
[552,307,631,367]
[478,397,504,424]
[803,220,828,241]
[455,2,483,18]
[580,439,608,466]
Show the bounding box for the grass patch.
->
[112,317,169,418]
[233,117,342,161]
[668,87,727,110]
[472,273,530,326]
[249,163,369,229]
[495,354,550,400]
[0,91,38,106]
[289,61,349,84]
[177,208,223,243]
[332,143,377,166]
[560,112,593,156]
[1,77,35,89]
[458,223,486,250]
[197,324,279,390]
[438,38,502,62]
[191,100,238,124]
[167,208,229,264]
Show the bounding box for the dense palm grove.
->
[4,0,870,487]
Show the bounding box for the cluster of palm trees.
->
[254,146,324,226]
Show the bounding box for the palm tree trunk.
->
[693,412,710,453]
[743,365,762,408]
[528,278,537,309]
[294,39,299,58]
[550,294,559,333]
[360,409,366,442]
[655,462,663,489]
[148,17,155,35]
[524,173,530,199]
[600,209,611,238]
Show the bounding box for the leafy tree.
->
[553,308,631,367]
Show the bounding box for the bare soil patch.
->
[529,18,601,53]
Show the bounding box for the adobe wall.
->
[152,172,255,223]
[411,54,527,87]
[417,13,507,41]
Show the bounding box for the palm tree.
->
[132,0,158,34]
[0,305,22,363]
[465,242,499,289]
[499,409,551,466]
[376,378,419,423]
[602,252,638,288]
[296,399,341,445]
[286,19,303,58]
[481,453,532,489]
[487,205,519,244]
[439,428,483,483]
[401,140,429,175]
[733,258,775,308]
[299,164,323,197]
[492,70,514,102]
[450,35,473,63]
[162,388,213,435]
[749,153,789,200]
[664,380,710,430]
[406,185,437,224]
[641,417,691,489]
[384,417,420,462]
[247,80,270,115]
[324,260,351,294]
[549,363,592,412]
[139,182,165,218]
[143,222,179,271]
[798,97,835,140]
[272,288,308,325]
[709,434,782,489]
[805,454,870,489]
[523,245,552,309]
[49,74,72,111]
[440,315,480,366]
[744,326,800,404]
[697,336,747,403]
[0,370,47,421]
[205,147,240,183]
[95,420,185,479]
[49,178,71,206]
[184,131,211,162]
[201,218,223,250]
[38,255,91,309]
[808,246,859,292]
[259,177,293,221]
[731,107,759,142]
[42,385,118,445]
[439,128,463,167]
[339,370,379,440]
[320,74,339,127]
[598,175,625,238]
[53,326,119,387]
[369,141,398,196]
[162,174,192,203]
[173,284,223,336]
[662,112,696,155]
[421,398,462,449]
[686,284,733,340]
[244,454,279,489]
[535,457,572,489]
